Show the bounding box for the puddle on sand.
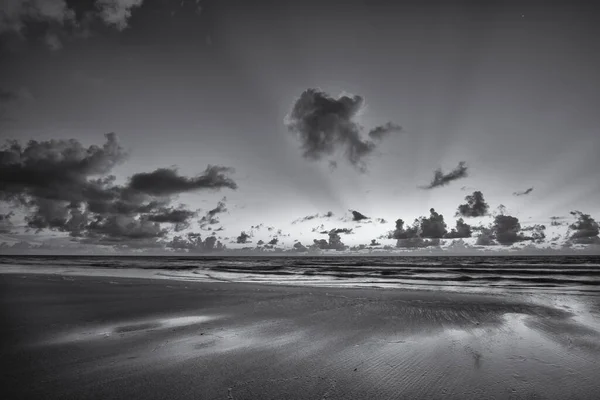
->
[43,315,219,345]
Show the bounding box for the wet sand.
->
[2,273,600,399]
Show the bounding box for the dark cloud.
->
[569,211,600,244]
[351,210,368,221]
[268,238,278,245]
[513,187,534,196]
[199,197,227,228]
[0,134,237,248]
[128,166,237,196]
[292,242,308,252]
[285,88,401,172]
[375,218,387,224]
[0,0,145,49]
[368,122,403,141]
[421,162,468,189]
[167,232,225,253]
[475,227,495,246]
[326,228,353,235]
[419,208,447,239]
[311,224,325,232]
[292,211,334,224]
[456,191,490,218]
[84,215,167,244]
[388,210,471,248]
[313,229,347,251]
[520,224,547,243]
[236,231,250,244]
[147,207,196,232]
[370,239,381,246]
[0,211,14,233]
[388,218,419,240]
[444,218,472,239]
[147,208,195,224]
[397,238,441,248]
[493,215,526,245]
[475,215,546,246]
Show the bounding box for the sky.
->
[1,0,599,254]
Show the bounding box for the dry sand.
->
[1,272,600,399]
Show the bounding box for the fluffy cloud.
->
[419,208,447,239]
[95,0,143,31]
[473,215,546,246]
[513,187,534,196]
[421,162,468,189]
[456,191,490,218]
[236,231,250,244]
[285,88,402,172]
[0,0,146,49]
[569,211,600,244]
[0,134,237,247]
[444,218,472,239]
[167,232,225,253]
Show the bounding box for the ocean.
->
[2,255,600,294]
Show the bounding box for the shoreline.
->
[2,273,600,399]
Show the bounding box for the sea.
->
[1,255,600,294]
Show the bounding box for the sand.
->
[2,272,600,399]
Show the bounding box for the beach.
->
[2,272,600,399]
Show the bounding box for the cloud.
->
[95,0,144,31]
[0,0,146,49]
[418,208,447,239]
[236,231,250,244]
[368,122,403,141]
[0,0,75,35]
[326,228,353,235]
[0,132,127,206]
[474,215,546,246]
[291,211,334,224]
[0,211,14,233]
[513,187,534,196]
[128,166,237,196]
[199,197,228,228]
[268,238,278,245]
[397,237,441,248]
[285,88,402,172]
[84,215,167,244]
[456,191,490,218]
[292,242,308,252]
[550,216,567,226]
[444,218,472,239]
[313,229,347,251]
[351,210,368,222]
[147,207,196,232]
[0,133,237,247]
[388,218,419,240]
[421,162,468,189]
[568,211,600,244]
[493,215,526,245]
[370,239,380,246]
[167,232,225,253]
